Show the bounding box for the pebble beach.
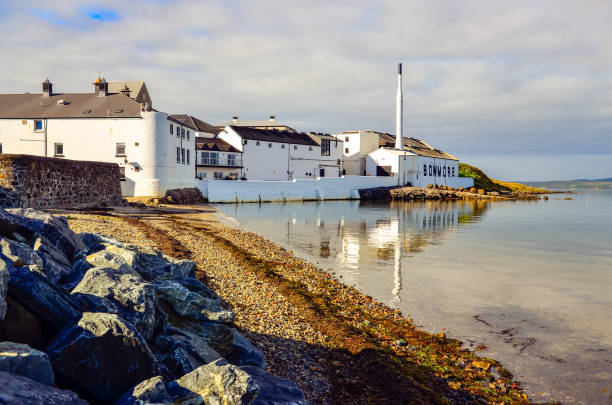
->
[59,204,543,405]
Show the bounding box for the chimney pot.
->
[269,114,276,122]
[232,116,239,123]
[42,78,52,98]
[98,78,108,97]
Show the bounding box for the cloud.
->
[0,0,610,179]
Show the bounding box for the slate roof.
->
[227,126,319,146]
[375,132,458,160]
[169,114,219,134]
[196,137,241,153]
[0,93,143,119]
[217,120,296,131]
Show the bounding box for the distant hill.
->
[523,178,612,190]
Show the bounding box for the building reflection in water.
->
[220,199,489,307]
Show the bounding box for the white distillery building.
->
[195,137,243,180]
[218,125,343,180]
[0,78,195,197]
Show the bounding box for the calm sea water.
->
[216,191,612,405]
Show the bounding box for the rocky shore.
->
[0,207,306,404]
[36,204,547,405]
[359,185,547,201]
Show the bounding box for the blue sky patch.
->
[84,8,119,22]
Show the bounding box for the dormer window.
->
[82,109,92,114]
[115,109,124,114]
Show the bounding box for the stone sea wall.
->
[0,154,123,209]
[0,208,306,404]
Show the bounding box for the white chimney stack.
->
[395,63,404,151]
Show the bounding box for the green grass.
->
[458,163,510,192]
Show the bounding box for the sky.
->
[0,0,610,181]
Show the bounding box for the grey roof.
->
[307,132,342,145]
[170,114,219,134]
[196,137,241,153]
[0,93,143,119]
[108,81,152,107]
[376,132,458,160]
[217,120,296,131]
[227,126,319,146]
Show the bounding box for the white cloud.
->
[1,0,611,179]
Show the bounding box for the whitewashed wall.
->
[197,175,398,203]
[219,126,342,181]
[333,131,379,175]
[0,112,195,197]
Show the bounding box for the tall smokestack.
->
[395,63,403,151]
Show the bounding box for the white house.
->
[333,130,381,175]
[217,115,296,132]
[195,137,243,180]
[0,78,195,197]
[365,134,473,188]
[218,125,343,180]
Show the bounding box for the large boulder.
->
[0,342,54,386]
[46,312,158,403]
[153,326,222,379]
[0,370,87,405]
[0,256,9,320]
[7,265,81,331]
[0,209,36,243]
[71,267,157,341]
[5,208,86,260]
[1,237,68,283]
[0,296,48,350]
[153,279,234,325]
[227,328,266,369]
[118,359,259,405]
[241,366,308,405]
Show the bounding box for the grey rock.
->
[79,232,124,249]
[0,256,9,320]
[241,366,308,405]
[0,370,87,405]
[7,265,81,331]
[115,375,172,405]
[0,209,36,243]
[227,328,266,369]
[1,237,70,283]
[156,347,201,380]
[82,247,135,273]
[60,258,94,289]
[153,279,234,325]
[173,276,220,301]
[166,359,259,405]
[71,267,157,341]
[6,208,86,260]
[0,341,54,386]
[46,312,158,403]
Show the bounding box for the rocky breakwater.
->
[360,185,544,201]
[0,207,307,404]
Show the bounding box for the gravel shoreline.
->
[59,204,542,405]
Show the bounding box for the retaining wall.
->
[198,176,399,203]
[0,154,123,208]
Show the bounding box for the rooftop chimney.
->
[232,115,239,124]
[395,63,403,151]
[269,114,276,122]
[42,78,52,98]
[120,83,131,97]
[98,78,108,97]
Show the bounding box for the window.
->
[345,136,349,142]
[115,109,124,114]
[176,126,180,138]
[268,143,273,148]
[181,128,185,139]
[186,149,190,165]
[170,124,174,135]
[54,143,64,157]
[119,167,126,181]
[0,143,2,154]
[334,140,338,148]
[115,142,126,156]
[308,146,313,151]
[34,120,43,131]
[82,109,91,115]
[256,141,261,146]
[321,139,330,156]
[319,168,325,177]
[198,172,207,179]
[176,147,180,163]
[181,148,185,164]
[227,153,237,166]
[214,172,223,179]
[345,147,349,153]
[228,172,238,180]
[243,139,248,145]
[293,145,298,150]
[186,130,190,141]
[281,144,286,149]
[201,151,219,165]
